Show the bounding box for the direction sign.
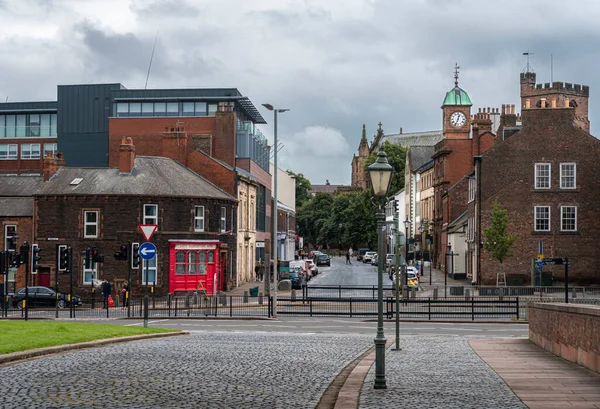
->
[139,242,157,260]
[138,224,158,241]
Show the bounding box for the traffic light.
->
[91,247,104,264]
[0,252,7,275]
[31,244,41,273]
[9,251,22,268]
[131,243,140,269]
[59,245,69,271]
[114,244,129,261]
[85,248,92,269]
[394,199,400,214]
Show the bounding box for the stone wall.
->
[529,302,600,373]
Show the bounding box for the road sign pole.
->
[565,256,569,304]
[144,258,149,328]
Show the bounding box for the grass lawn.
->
[0,321,178,354]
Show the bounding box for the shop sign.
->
[174,244,216,250]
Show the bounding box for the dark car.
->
[288,271,303,289]
[12,286,82,309]
[356,248,369,262]
[316,254,330,266]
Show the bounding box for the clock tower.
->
[442,64,472,139]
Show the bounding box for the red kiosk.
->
[168,240,224,295]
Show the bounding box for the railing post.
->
[428,297,431,320]
[309,299,313,317]
[175,297,178,317]
[339,285,342,299]
[168,294,171,317]
[230,296,233,317]
[471,297,475,321]
[516,297,519,320]
[349,298,353,318]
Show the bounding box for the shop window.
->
[175,251,186,275]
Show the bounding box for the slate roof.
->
[0,197,34,217]
[409,146,436,172]
[35,156,236,200]
[378,130,443,149]
[0,176,44,196]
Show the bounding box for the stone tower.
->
[351,124,370,189]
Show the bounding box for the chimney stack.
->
[119,137,136,173]
[43,151,66,181]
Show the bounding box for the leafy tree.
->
[363,140,406,196]
[483,201,519,281]
[286,170,312,209]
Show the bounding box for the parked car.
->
[288,270,303,289]
[391,270,420,289]
[356,248,370,262]
[12,286,82,309]
[289,260,311,281]
[388,265,418,280]
[385,254,394,267]
[316,253,331,266]
[370,253,379,265]
[363,251,377,263]
[306,259,318,276]
[310,251,323,262]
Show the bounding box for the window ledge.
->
[559,231,580,235]
[532,188,580,193]
[531,231,552,235]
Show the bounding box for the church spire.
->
[361,124,367,142]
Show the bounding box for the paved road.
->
[308,256,378,286]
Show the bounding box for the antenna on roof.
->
[550,53,553,82]
[144,31,159,90]
[5,96,8,102]
[523,50,534,73]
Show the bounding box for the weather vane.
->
[454,63,460,87]
[523,50,534,73]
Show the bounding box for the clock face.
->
[450,111,466,127]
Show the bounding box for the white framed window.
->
[20,143,41,159]
[84,211,98,238]
[0,144,17,160]
[220,206,227,232]
[143,204,158,225]
[560,163,576,189]
[43,143,58,158]
[194,206,205,232]
[561,206,577,232]
[4,224,16,251]
[535,163,551,189]
[82,259,97,284]
[534,206,550,232]
[141,256,157,284]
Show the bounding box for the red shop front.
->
[169,240,225,295]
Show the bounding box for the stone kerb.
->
[529,302,600,373]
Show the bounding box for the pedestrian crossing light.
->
[31,244,41,273]
[59,246,69,271]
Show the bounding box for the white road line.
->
[125,319,168,326]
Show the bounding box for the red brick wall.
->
[187,151,236,196]
[0,138,58,175]
[479,107,600,285]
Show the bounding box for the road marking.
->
[125,320,167,326]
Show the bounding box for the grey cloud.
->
[130,0,200,18]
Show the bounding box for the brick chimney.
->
[161,124,188,165]
[43,151,66,181]
[119,137,135,173]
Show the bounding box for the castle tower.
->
[351,124,370,189]
[520,71,590,133]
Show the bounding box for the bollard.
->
[291,289,297,301]
[258,292,263,305]
[465,288,471,301]
[572,287,577,299]
[433,287,438,300]
[499,287,504,301]
[411,287,416,298]
[243,290,249,303]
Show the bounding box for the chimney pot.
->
[119,137,136,173]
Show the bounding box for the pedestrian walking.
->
[346,252,351,265]
[102,279,112,309]
[254,261,261,282]
[121,281,130,309]
[259,262,265,282]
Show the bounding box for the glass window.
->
[50,114,57,137]
[560,163,576,189]
[194,206,205,232]
[43,143,57,158]
[0,144,17,159]
[183,102,195,116]
[175,251,186,275]
[167,102,179,117]
[154,102,166,116]
[5,115,15,138]
[188,251,197,274]
[534,206,550,232]
[40,114,50,137]
[4,224,16,251]
[29,114,41,137]
[21,143,40,159]
[208,104,218,116]
[561,206,577,232]
[195,102,207,116]
[82,258,97,284]
[535,163,550,189]
[198,251,207,274]
[220,206,227,232]
[116,103,129,117]
[208,251,214,263]
[16,115,26,137]
[84,210,98,238]
[143,204,158,225]
[129,102,141,116]
[142,102,154,117]
[0,115,4,137]
[142,256,157,284]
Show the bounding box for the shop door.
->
[38,272,51,287]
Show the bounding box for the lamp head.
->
[367,149,393,198]
[403,217,411,230]
[262,103,274,111]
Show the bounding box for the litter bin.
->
[450,286,464,296]
[249,286,259,297]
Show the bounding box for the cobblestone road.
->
[360,335,527,409]
[0,332,372,409]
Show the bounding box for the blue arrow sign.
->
[139,242,157,260]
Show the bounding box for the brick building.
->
[472,104,600,285]
[34,148,238,297]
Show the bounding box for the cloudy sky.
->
[0,0,598,184]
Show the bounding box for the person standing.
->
[102,279,112,309]
[346,252,351,265]
[259,262,265,282]
[254,261,261,282]
[121,281,130,309]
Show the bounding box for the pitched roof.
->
[377,130,443,149]
[35,156,236,200]
[0,197,34,216]
[0,176,44,196]
[409,146,435,172]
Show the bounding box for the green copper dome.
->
[442,86,472,106]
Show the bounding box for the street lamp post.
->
[262,103,289,319]
[418,223,424,277]
[367,149,393,390]
[403,217,412,293]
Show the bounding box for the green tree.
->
[286,170,312,209]
[483,201,519,280]
[363,140,406,196]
